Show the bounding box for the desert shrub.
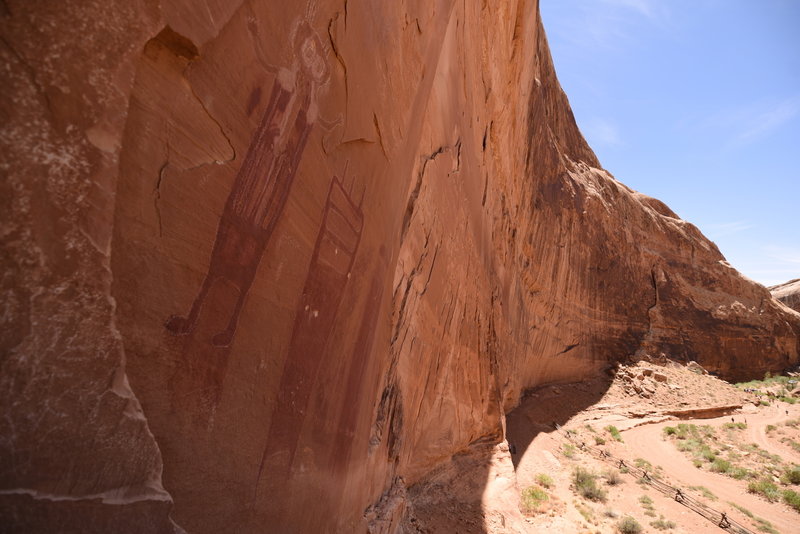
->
[663,426,677,436]
[634,458,652,470]
[730,467,753,480]
[605,425,623,442]
[723,422,747,430]
[575,502,593,522]
[573,467,607,502]
[604,469,622,486]
[710,458,731,474]
[699,425,716,438]
[520,485,549,514]
[650,517,676,530]
[748,479,781,502]
[563,443,576,458]
[638,494,655,516]
[688,485,717,500]
[595,436,607,445]
[783,466,800,485]
[699,446,716,463]
[617,516,642,534]
[727,501,754,518]
[755,518,779,534]
[535,473,554,489]
[783,489,800,512]
[766,424,777,432]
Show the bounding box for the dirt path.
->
[745,403,800,465]
[623,409,799,534]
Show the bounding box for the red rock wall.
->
[2,0,798,532]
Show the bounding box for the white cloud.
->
[695,95,800,148]
[764,245,800,266]
[735,96,800,145]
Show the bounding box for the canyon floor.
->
[484,362,800,534]
[413,362,800,534]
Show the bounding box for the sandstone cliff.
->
[770,279,800,313]
[2,0,799,532]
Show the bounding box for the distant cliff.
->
[2,0,798,532]
[771,279,800,313]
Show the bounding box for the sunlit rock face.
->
[771,279,800,314]
[2,0,798,532]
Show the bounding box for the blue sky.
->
[541,0,800,287]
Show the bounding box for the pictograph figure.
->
[255,172,364,499]
[165,20,330,347]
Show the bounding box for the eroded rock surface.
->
[770,278,800,313]
[2,0,799,532]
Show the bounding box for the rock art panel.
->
[255,172,364,488]
[158,19,332,424]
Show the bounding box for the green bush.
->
[688,485,717,500]
[748,479,781,502]
[730,466,753,480]
[634,458,652,470]
[727,501,754,518]
[783,489,800,512]
[723,422,747,430]
[755,518,779,534]
[663,426,677,436]
[617,516,643,534]
[573,467,607,502]
[535,473,554,489]
[563,444,576,458]
[595,436,607,445]
[699,446,716,463]
[650,517,676,530]
[783,466,800,485]
[605,425,623,442]
[520,485,549,514]
[710,458,731,474]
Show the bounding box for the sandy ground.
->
[504,361,800,534]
